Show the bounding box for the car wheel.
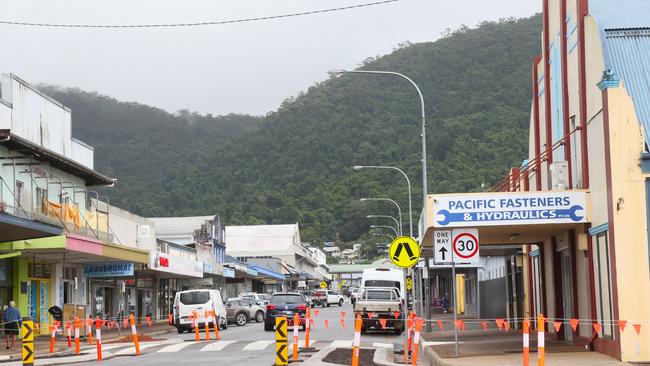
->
[176,327,183,334]
[255,311,264,323]
[221,321,228,330]
[327,303,330,307]
[394,327,403,335]
[264,321,274,331]
[235,312,248,326]
[338,299,343,306]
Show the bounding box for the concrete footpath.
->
[420,327,628,366]
[0,322,173,363]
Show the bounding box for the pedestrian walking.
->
[3,301,22,350]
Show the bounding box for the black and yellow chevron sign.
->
[22,321,34,366]
[275,317,288,365]
[389,236,420,268]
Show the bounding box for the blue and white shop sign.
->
[433,191,588,227]
[84,262,134,278]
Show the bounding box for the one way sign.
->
[434,230,452,263]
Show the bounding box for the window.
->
[179,291,210,305]
[593,232,614,339]
[28,263,52,279]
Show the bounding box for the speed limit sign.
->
[451,228,479,264]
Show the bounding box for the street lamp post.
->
[330,71,427,205]
[354,165,413,238]
[360,198,403,235]
[370,225,399,237]
[371,232,395,241]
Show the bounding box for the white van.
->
[173,289,227,333]
[361,268,405,301]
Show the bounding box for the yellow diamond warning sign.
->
[389,236,420,268]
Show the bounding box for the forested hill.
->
[42,14,541,243]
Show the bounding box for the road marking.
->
[157,342,195,353]
[243,340,274,351]
[372,342,393,348]
[421,341,464,347]
[114,342,165,355]
[200,341,237,352]
[330,340,352,348]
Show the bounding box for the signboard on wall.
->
[84,262,134,278]
[149,252,203,278]
[432,191,588,227]
[223,267,235,278]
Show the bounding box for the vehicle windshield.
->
[364,290,394,300]
[271,294,304,304]
[260,294,271,300]
[179,291,210,305]
[365,280,400,289]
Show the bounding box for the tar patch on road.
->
[322,348,379,366]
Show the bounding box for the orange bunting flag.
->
[393,311,400,319]
[101,319,107,327]
[367,312,375,319]
[313,309,319,317]
[617,320,627,332]
[340,319,346,329]
[454,319,465,330]
[146,316,152,326]
[593,323,601,334]
[310,319,315,328]
[481,321,488,331]
[633,324,642,335]
[553,322,562,332]
[504,321,510,332]
[570,319,579,331]
[379,318,387,329]
[123,319,128,328]
[437,320,444,331]
[495,319,504,331]
[324,319,329,329]
[340,311,346,318]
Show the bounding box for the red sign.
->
[159,256,169,267]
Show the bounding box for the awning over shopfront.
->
[420,190,591,247]
[250,265,285,281]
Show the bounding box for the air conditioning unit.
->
[550,161,569,190]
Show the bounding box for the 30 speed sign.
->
[451,228,479,264]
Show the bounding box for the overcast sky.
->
[1,0,540,116]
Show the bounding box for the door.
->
[560,251,573,341]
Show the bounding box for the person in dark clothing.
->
[3,301,21,350]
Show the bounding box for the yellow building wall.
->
[606,85,650,362]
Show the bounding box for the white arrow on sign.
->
[434,230,452,263]
[451,228,480,265]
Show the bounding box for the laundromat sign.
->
[433,191,588,227]
[84,262,134,278]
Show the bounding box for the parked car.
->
[241,298,266,323]
[311,290,344,307]
[226,298,257,326]
[173,289,228,334]
[353,287,403,335]
[241,292,271,306]
[264,293,308,332]
[299,290,315,308]
[350,287,361,305]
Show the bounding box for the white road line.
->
[113,342,166,355]
[372,342,393,348]
[242,340,274,351]
[200,341,237,352]
[157,342,195,353]
[330,340,352,348]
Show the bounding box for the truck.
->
[353,287,404,335]
[310,289,344,307]
[361,268,405,301]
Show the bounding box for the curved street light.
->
[360,197,403,235]
[354,165,413,238]
[371,232,395,241]
[366,215,401,236]
[370,225,399,237]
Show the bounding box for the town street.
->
[74,303,399,365]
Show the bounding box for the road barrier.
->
[66,322,72,348]
[275,316,288,366]
[303,307,311,349]
[411,318,423,365]
[74,318,81,355]
[351,315,362,366]
[130,314,141,356]
[523,319,530,366]
[537,314,545,366]
[49,324,57,353]
[211,308,220,340]
[22,320,34,366]
[204,311,211,341]
[95,317,103,362]
[292,313,299,361]
[86,319,93,345]
[192,311,200,342]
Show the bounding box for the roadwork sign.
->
[389,236,420,268]
[275,317,288,365]
[22,321,34,366]
[452,228,479,265]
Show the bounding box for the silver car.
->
[227,298,266,324]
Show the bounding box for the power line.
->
[0,0,398,29]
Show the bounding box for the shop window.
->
[28,263,52,279]
[593,232,614,339]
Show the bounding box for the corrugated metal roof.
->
[590,0,650,30]
[603,29,650,145]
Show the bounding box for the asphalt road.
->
[73,302,401,365]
